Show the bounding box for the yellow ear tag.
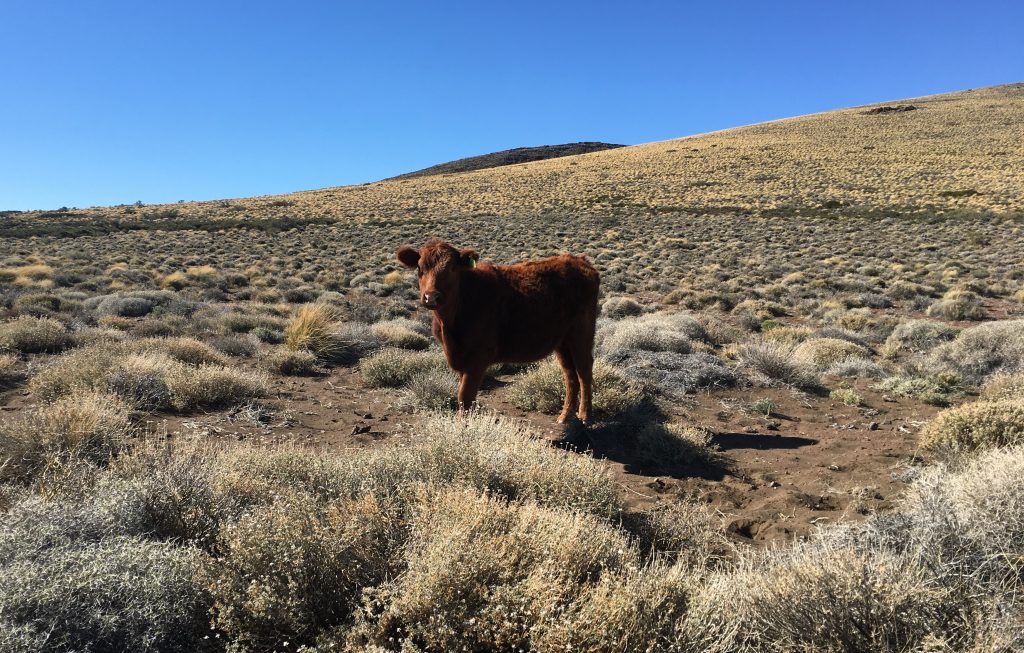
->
[470,258,477,268]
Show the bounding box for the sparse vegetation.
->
[2,83,1024,651]
[509,357,646,418]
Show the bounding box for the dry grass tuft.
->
[736,338,820,390]
[285,302,339,356]
[0,391,133,484]
[793,337,869,372]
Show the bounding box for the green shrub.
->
[830,387,864,406]
[878,373,959,406]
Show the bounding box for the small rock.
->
[868,421,880,431]
[351,424,371,435]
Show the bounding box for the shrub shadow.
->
[552,401,733,481]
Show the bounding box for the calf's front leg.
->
[456,366,487,414]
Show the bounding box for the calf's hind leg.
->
[554,347,580,424]
[567,325,596,425]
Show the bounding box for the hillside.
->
[387,142,626,180]
[3,83,1024,652]
[3,84,1022,239]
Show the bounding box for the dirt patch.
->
[0,361,938,547]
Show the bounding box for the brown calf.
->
[396,239,600,424]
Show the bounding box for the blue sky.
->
[2,1,1021,211]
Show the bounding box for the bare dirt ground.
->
[0,358,937,545]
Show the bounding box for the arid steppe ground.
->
[2,83,1024,652]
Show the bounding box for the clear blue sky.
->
[2,1,1021,211]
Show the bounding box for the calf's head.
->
[396,240,479,311]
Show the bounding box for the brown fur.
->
[396,239,600,424]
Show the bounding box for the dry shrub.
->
[398,367,458,411]
[370,318,431,350]
[0,316,73,354]
[919,400,1024,454]
[213,411,622,520]
[793,337,868,371]
[360,347,448,388]
[596,312,701,357]
[0,353,21,387]
[682,542,959,653]
[828,355,885,378]
[204,492,404,651]
[136,336,228,366]
[30,345,267,412]
[73,326,127,347]
[926,290,988,321]
[634,422,716,472]
[96,444,232,549]
[601,296,643,318]
[534,560,692,653]
[762,325,814,346]
[361,487,639,652]
[0,391,133,484]
[29,344,123,402]
[508,357,646,418]
[930,320,1024,386]
[883,319,960,356]
[626,501,732,568]
[260,347,322,375]
[0,537,211,653]
[736,337,819,390]
[980,372,1024,402]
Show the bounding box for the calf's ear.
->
[396,246,420,268]
[460,249,479,268]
